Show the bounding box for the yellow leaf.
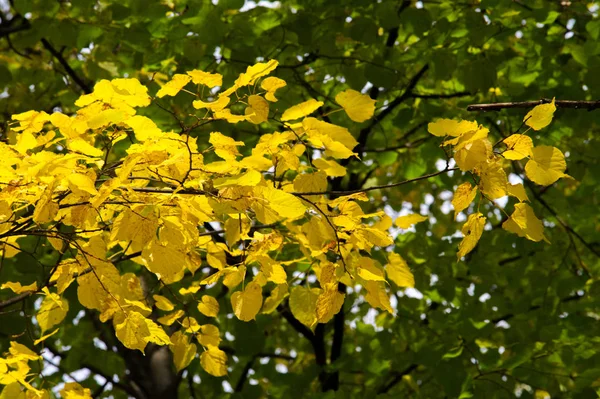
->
[192,96,230,112]
[14,131,38,155]
[36,290,69,333]
[9,341,41,361]
[457,213,486,259]
[502,134,533,160]
[524,98,555,130]
[113,311,171,353]
[502,203,548,243]
[33,187,58,224]
[213,170,262,188]
[245,95,269,124]
[478,161,508,200]
[1,281,38,294]
[253,185,306,220]
[261,76,286,102]
[141,239,187,284]
[363,281,393,314]
[231,282,263,321]
[209,131,244,160]
[125,115,162,141]
[66,174,98,196]
[507,183,529,202]
[197,324,221,347]
[60,382,92,399]
[289,286,320,328]
[33,329,60,345]
[281,99,324,121]
[428,119,478,137]
[454,139,491,172]
[316,286,345,323]
[156,74,192,98]
[357,258,386,281]
[303,117,359,151]
[169,331,197,372]
[197,295,219,318]
[213,108,251,123]
[312,158,347,177]
[395,214,428,229]
[525,146,569,186]
[386,253,415,288]
[261,283,289,314]
[200,345,228,377]
[158,310,185,326]
[235,60,278,88]
[153,295,175,311]
[68,138,104,157]
[187,70,222,88]
[293,171,327,201]
[335,89,376,122]
[452,182,477,220]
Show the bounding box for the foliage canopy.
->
[0,0,599,398]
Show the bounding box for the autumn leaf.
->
[231,282,263,321]
[335,89,376,122]
[395,214,428,229]
[525,146,569,186]
[524,98,556,130]
[457,213,486,259]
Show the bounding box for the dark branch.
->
[377,363,419,394]
[467,99,600,112]
[40,38,92,94]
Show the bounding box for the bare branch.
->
[467,99,600,112]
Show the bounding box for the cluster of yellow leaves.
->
[1,59,407,391]
[428,99,565,259]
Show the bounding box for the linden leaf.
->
[192,96,230,112]
[386,253,415,288]
[187,70,222,88]
[454,139,491,172]
[169,331,197,372]
[153,295,175,311]
[9,341,41,360]
[261,76,286,102]
[1,281,38,294]
[253,185,306,220]
[452,182,477,220]
[200,345,228,377]
[335,89,376,122]
[524,98,556,130]
[289,286,320,328]
[428,119,479,137]
[363,281,393,314]
[357,258,386,281]
[261,283,289,314]
[312,158,347,177]
[66,174,98,196]
[36,289,69,333]
[395,214,428,229]
[293,171,328,201]
[478,161,508,200]
[60,382,93,399]
[503,134,533,160]
[158,310,185,326]
[197,295,219,318]
[281,99,324,121]
[502,203,548,243]
[245,95,269,124]
[68,138,104,157]
[156,74,192,98]
[197,324,221,347]
[235,59,279,87]
[114,311,171,353]
[457,213,486,259]
[316,287,345,323]
[507,183,529,202]
[125,115,162,141]
[525,146,569,186]
[33,328,59,345]
[231,282,263,321]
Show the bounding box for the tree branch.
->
[377,363,418,394]
[467,99,600,112]
[40,38,92,94]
